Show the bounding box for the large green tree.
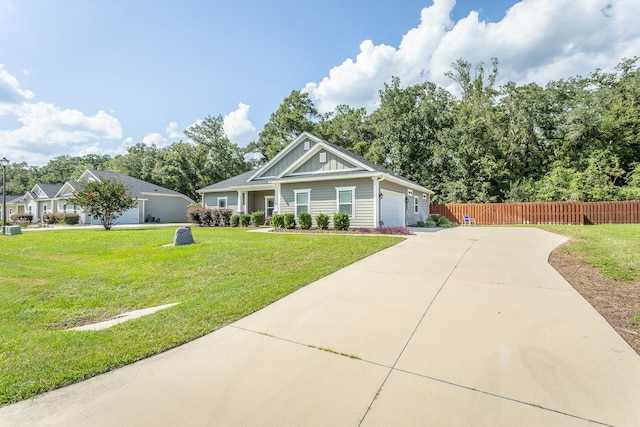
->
[247,90,318,162]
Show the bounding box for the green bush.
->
[230,214,240,227]
[272,214,285,228]
[429,214,454,227]
[251,210,265,227]
[240,214,251,227]
[298,212,312,229]
[63,213,80,225]
[217,208,233,227]
[424,220,437,227]
[283,213,296,229]
[42,212,64,224]
[333,212,350,231]
[316,213,329,230]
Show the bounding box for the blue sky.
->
[1,0,638,165]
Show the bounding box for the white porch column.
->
[372,177,380,228]
[237,191,242,213]
[274,183,281,213]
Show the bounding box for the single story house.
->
[197,132,434,228]
[1,195,26,221]
[23,169,194,224]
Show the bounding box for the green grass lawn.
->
[538,224,640,281]
[0,227,402,405]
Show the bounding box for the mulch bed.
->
[549,245,640,356]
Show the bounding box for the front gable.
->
[56,182,81,198]
[78,170,100,184]
[31,184,48,199]
[250,132,375,181]
[249,133,322,181]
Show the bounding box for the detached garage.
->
[75,170,194,225]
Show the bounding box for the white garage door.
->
[380,190,405,227]
[91,207,139,225]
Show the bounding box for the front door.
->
[265,196,275,218]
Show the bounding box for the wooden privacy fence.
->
[430,201,640,225]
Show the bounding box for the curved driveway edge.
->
[1,227,639,426]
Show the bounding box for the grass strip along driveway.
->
[0,227,402,405]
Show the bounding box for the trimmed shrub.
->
[333,212,350,231]
[315,213,330,230]
[283,213,296,229]
[272,214,285,228]
[10,213,33,227]
[42,212,64,224]
[298,212,312,229]
[240,214,251,227]
[251,210,265,227]
[231,214,240,227]
[187,206,234,227]
[63,213,80,225]
[186,206,204,225]
[424,220,437,227]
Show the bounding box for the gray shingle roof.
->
[197,169,261,192]
[86,170,191,200]
[35,184,64,198]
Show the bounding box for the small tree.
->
[69,179,136,230]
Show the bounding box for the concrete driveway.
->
[2,227,639,426]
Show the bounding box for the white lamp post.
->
[1,157,8,235]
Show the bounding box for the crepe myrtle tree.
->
[69,178,136,230]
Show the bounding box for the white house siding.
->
[379,181,430,226]
[292,151,357,174]
[145,196,191,223]
[261,138,318,177]
[279,178,374,228]
[203,192,238,210]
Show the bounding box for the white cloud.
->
[0,64,35,111]
[165,121,182,139]
[0,66,124,165]
[223,103,256,146]
[141,132,167,148]
[305,0,640,113]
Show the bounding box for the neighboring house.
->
[22,170,194,225]
[23,184,65,221]
[197,132,434,228]
[1,195,26,221]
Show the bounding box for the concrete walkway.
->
[2,227,639,426]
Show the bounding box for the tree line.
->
[5,57,640,203]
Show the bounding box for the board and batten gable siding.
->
[279,178,375,228]
[291,150,357,175]
[379,180,430,225]
[260,138,319,178]
[145,196,191,223]
[203,192,238,211]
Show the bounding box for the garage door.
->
[380,190,405,227]
[91,207,140,225]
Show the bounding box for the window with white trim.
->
[336,186,355,217]
[414,196,419,214]
[294,189,310,217]
[217,197,228,209]
[319,152,327,163]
